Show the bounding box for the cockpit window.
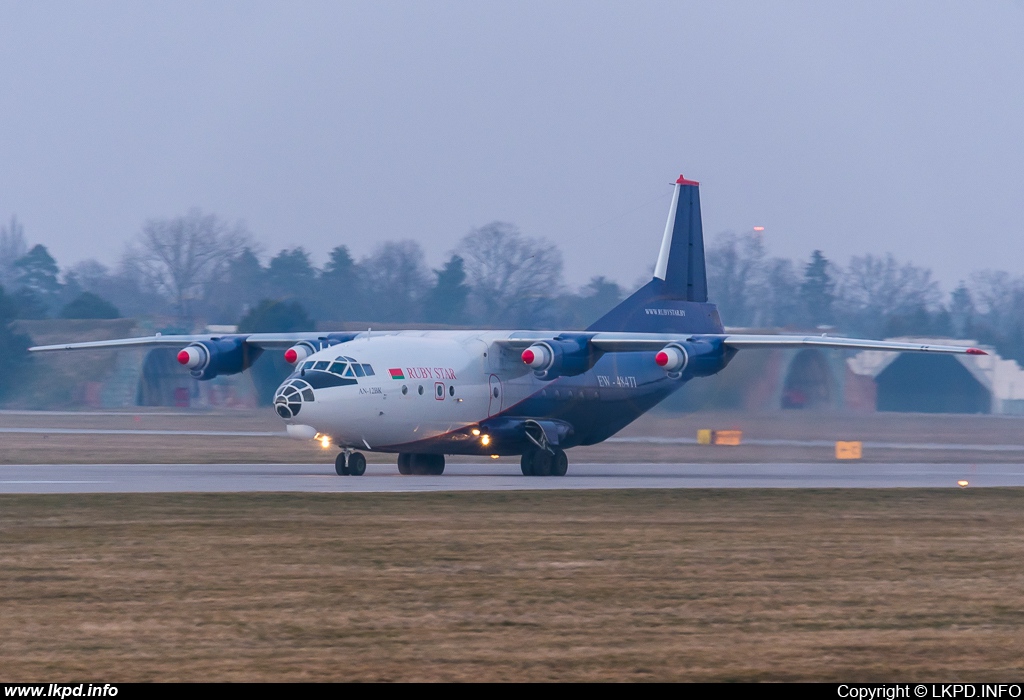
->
[296,357,374,382]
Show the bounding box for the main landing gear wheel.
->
[521,448,568,476]
[551,449,568,477]
[335,451,367,476]
[348,452,367,476]
[397,453,444,475]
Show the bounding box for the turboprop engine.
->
[653,338,734,379]
[521,333,603,380]
[176,337,262,380]
[284,343,314,364]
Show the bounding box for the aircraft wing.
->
[499,333,986,355]
[28,332,356,353]
[590,334,987,355]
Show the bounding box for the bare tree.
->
[123,209,251,321]
[837,254,941,337]
[969,270,1023,322]
[458,222,563,327]
[359,240,431,322]
[706,232,766,327]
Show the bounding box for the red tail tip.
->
[177,350,190,365]
[676,174,700,186]
[966,348,987,355]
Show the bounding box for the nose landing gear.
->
[334,450,367,476]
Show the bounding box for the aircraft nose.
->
[273,377,315,419]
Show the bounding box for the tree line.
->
[706,231,1024,363]
[1,211,1023,367]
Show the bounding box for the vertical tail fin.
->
[587,174,723,334]
[654,175,708,302]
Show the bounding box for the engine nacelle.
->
[176,336,263,380]
[655,344,688,375]
[284,343,315,365]
[177,344,209,370]
[521,344,553,372]
[521,334,601,380]
[652,338,734,380]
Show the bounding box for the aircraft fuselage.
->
[275,330,683,455]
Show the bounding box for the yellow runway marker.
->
[836,441,862,460]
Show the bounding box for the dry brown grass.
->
[2,489,1024,681]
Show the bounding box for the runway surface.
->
[1,462,1021,493]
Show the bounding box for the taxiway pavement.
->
[0,462,1020,493]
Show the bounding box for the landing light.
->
[491,455,499,459]
[320,436,331,449]
[471,429,481,436]
[958,480,969,488]
[481,435,491,446]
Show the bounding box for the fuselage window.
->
[402,385,408,395]
[436,384,444,398]
[418,385,424,395]
[362,364,375,376]
[301,389,315,402]
[449,385,455,397]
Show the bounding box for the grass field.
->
[2,489,1024,681]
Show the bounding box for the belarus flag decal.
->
[388,368,405,380]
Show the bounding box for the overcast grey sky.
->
[1,1,1022,290]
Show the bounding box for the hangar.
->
[848,338,1024,415]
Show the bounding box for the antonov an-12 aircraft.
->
[32,175,984,476]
